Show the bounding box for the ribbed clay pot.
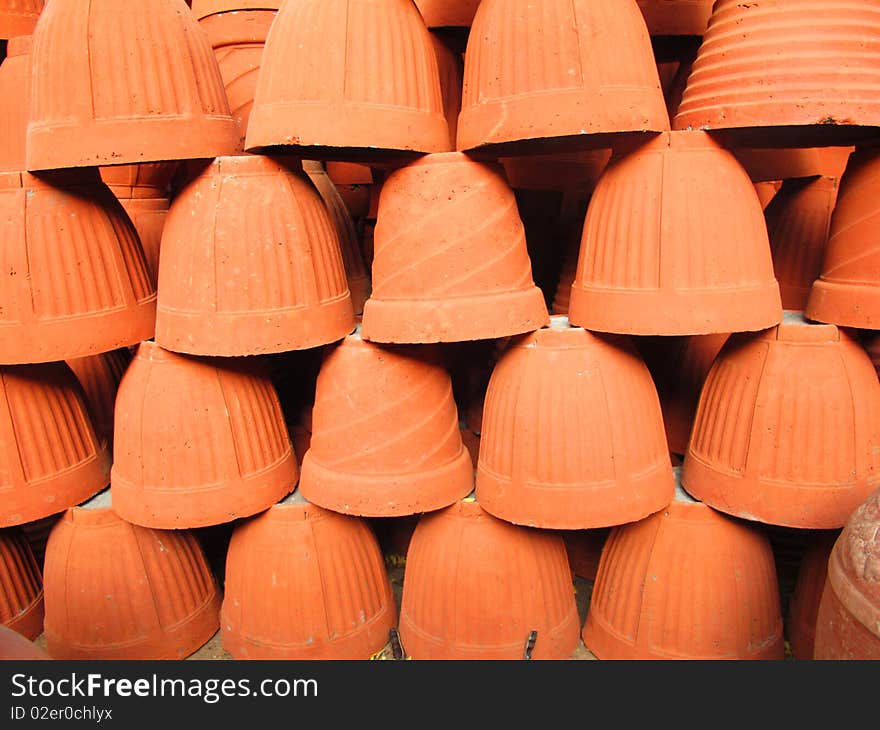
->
[246,0,450,159]
[300,329,473,517]
[112,342,297,529]
[399,496,581,659]
[361,153,549,344]
[674,0,880,146]
[0,528,43,640]
[416,0,479,28]
[583,474,784,660]
[682,312,880,529]
[457,0,669,154]
[156,156,355,356]
[815,488,880,659]
[43,492,221,660]
[222,491,396,659]
[0,35,31,172]
[636,0,712,36]
[66,349,132,447]
[0,362,109,528]
[0,1,42,38]
[788,531,837,660]
[0,624,46,659]
[569,131,782,336]
[477,318,674,529]
[734,147,853,184]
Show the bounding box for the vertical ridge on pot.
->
[0,528,43,640]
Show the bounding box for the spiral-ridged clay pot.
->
[362,153,548,344]
[416,0,479,28]
[222,491,395,659]
[734,147,853,184]
[399,497,580,659]
[112,342,297,529]
[637,0,712,36]
[477,318,674,529]
[682,313,880,529]
[0,36,31,172]
[66,349,132,447]
[0,528,43,640]
[457,0,669,154]
[569,131,782,335]
[246,0,450,159]
[44,493,221,660]
[156,156,355,356]
[0,624,46,659]
[0,0,41,38]
[788,531,837,660]
[300,330,473,517]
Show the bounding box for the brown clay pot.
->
[0,1,42,38]
[222,491,396,659]
[112,342,297,529]
[734,147,853,184]
[682,312,880,529]
[563,530,609,582]
[44,492,221,660]
[0,624,47,659]
[0,528,43,640]
[864,331,880,378]
[754,181,781,210]
[399,496,581,659]
[0,35,31,172]
[787,531,837,660]
[569,131,782,336]
[501,150,612,194]
[156,156,355,356]
[636,0,712,36]
[66,349,132,447]
[361,152,549,344]
[415,0,479,28]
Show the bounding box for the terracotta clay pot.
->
[734,147,853,184]
[636,0,712,36]
[66,349,132,447]
[569,131,782,336]
[0,363,109,528]
[0,1,42,39]
[415,0,479,28]
[674,1,880,146]
[563,530,609,582]
[864,332,880,378]
[0,624,46,659]
[477,318,674,529]
[682,312,880,529]
[156,156,355,356]
[191,1,279,18]
[112,342,297,529]
[399,496,580,659]
[246,0,450,159]
[788,531,837,660]
[754,181,781,210]
[583,474,784,660]
[0,528,43,640]
[44,492,221,660]
[501,150,611,194]
[457,0,669,154]
[222,491,396,659]
[300,329,473,517]
[815,488,880,659]
[0,35,31,172]
[19,515,58,569]
[431,31,463,146]
[361,153,549,344]
[326,162,373,218]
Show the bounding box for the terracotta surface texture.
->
[0,35,31,172]
[0,528,43,640]
[0,0,42,38]
[636,0,712,36]
[787,531,837,660]
[416,0,479,28]
[66,349,132,447]
[0,623,46,659]
[734,147,853,184]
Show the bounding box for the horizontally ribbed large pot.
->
[300,330,473,517]
[66,349,132,447]
[583,475,784,660]
[674,0,880,145]
[399,496,580,659]
[682,313,880,529]
[734,147,853,184]
[636,0,712,36]
[112,342,297,529]
[0,35,31,172]
[43,493,220,660]
[0,528,43,640]
[0,363,109,528]
[222,491,396,659]
[0,1,42,38]
[416,0,479,27]
[362,153,548,343]
[477,318,674,529]
[788,531,837,660]
[569,131,782,335]
[246,0,450,158]
[156,156,355,356]
[457,0,668,154]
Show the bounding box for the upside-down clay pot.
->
[0,35,31,172]
[501,150,611,194]
[636,0,712,36]
[477,318,674,529]
[0,363,110,528]
[326,162,373,219]
[0,1,42,38]
[222,491,396,659]
[66,350,131,447]
[362,153,548,343]
[112,342,297,529]
[0,624,46,659]
[865,332,880,378]
[754,181,781,210]
[734,147,853,184]
[682,313,880,529]
[399,496,581,659]
[583,474,784,660]
[431,32,464,145]
[300,330,473,517]
[43,492,221,660]
[569,132,782,335]
[415,0,479,28]
[156,156,355,356]
[0,528,43,640]
[457,0,669,154]
[563,530,609,582]
[787,531,837,660]
[246,0,451,158]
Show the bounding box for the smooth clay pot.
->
[0,624,46,659]
[636,0,712,36]
[415,0,479,28]
[0,1,43,39]
[66,349,132,447]
[734,147,852,184]
[0,528,43,640]
[0,35,32,172]
[787,531,837,660]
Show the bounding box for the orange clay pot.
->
[222,491,396,659]
[415,0,479,28]
[766,177,839,311]
[501,150,612,193]
[0,35,31,172]
[326,162,373,218]
[399,496,581,659]
[361,153,548,344]
[0,624,46,659]
[865,332,880,378]
[300,330,473,517]
[637,0,712,36]
[682,313,880,529]
[191,1,279,18]
[788,531,837,660]
[754,181,781,210]
[0,1,42,38]
[0,528,43,640]
[457,0,668,154]
[44,493,220,660]
[431,32,463,145]
[806,149,880,329]
[246,0,450,159]
[156,156,355,356]
[583,474,784,660]
[734,147,853,184]
[563,530,608,582]
[568,131,782,336]
[674,1,880,146]
[815,488,880,659]
[112,342,297,529]
[0,363,109,528]
[66,350,131,447]
[477,318,674,529]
